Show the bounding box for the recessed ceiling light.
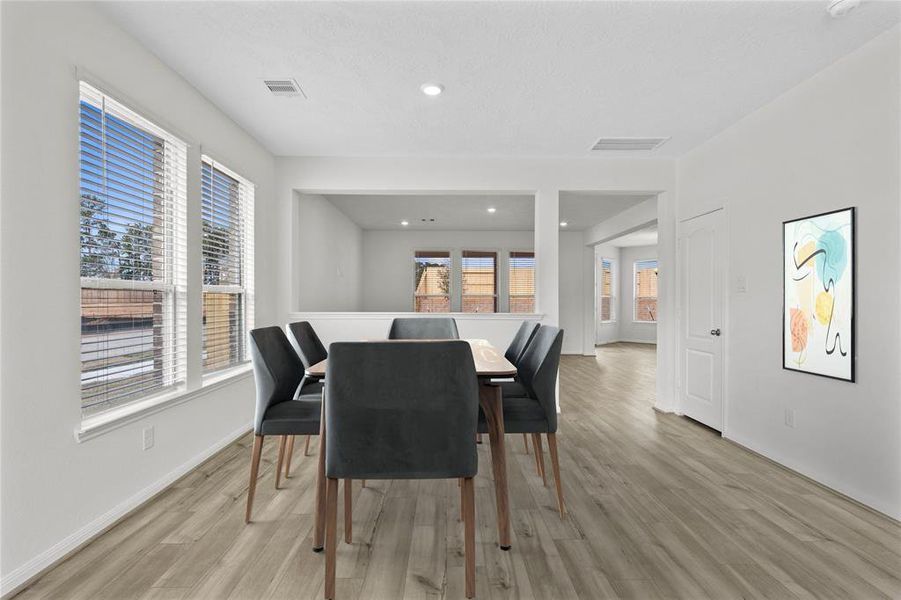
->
[400,220,409,226]
[560,221,568,227]
[420,83,444,96]
[487,207,497,213]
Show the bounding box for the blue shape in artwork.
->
[815,229,847,285]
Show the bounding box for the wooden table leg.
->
[479,382,511,550]
[314,399,327,552]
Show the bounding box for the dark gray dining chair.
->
[286,321,328,471]
[387,317,459,340]
[245,326,323,523]
[479,325,566,518]
[322,341,479,599]
[500,320,540,453]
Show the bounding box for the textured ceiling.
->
[100,1,900,157]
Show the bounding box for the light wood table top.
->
[305,338,516,378]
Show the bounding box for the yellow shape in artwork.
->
[815,291,833,326]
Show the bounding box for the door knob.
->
[710,328,721,336]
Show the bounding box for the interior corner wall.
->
[293,193,363,311]
[0,2,276,589]
[618,245,658,344]
[676,26,901,518]
[559,230,586,354]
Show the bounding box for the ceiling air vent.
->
[264,79,305,98]
[591,137,669,152]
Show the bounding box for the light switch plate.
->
[784,409,795,429]
[736,275,749,293]
[142,426,155,450]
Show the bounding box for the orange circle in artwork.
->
[790,308,809,353]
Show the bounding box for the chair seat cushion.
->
[260,399,322,436]
[499,381,528,398]
[298,380,324,398]
[477,396,549,434]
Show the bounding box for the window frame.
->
[461,249,499,313]
[78,80,188,417]
[507,249,536,314]
[412,249,453,313]
[200,155,255,376]
[599,256,616,324]
[633,258,659,323]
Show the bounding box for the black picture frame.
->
[782,206,856,383]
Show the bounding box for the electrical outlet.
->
[142,426,155,450]
[784,409,795,429]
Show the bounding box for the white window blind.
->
[201,156,255,373]
[413,251,451,312]
[79,82,188,415]
[634,259,658,322]
[462,251,497,313]
[600,258,615,322]
[508,251,535,313]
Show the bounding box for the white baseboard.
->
[594,339,657,346]
[0,422,252,599]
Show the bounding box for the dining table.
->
[306,338,516,551]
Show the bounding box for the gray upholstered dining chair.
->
[286,321,328,472]
[387,317,459,340]
[245,326,323,523]
[322,341,479,599]
[501,320,540,453]
[479,325,567,518]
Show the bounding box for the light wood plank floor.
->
[13,343,901,599]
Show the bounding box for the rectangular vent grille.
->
[264,79,305,97]
[591,137,669,151]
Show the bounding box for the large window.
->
[462,251,497,313]
[414,251,451,312]
[634,259,658,322]
[79,82,187,415]
[201,157,254,373]
[509,251,535,313]
[600,258,615,322]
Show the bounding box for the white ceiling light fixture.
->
[487,207,496,213]
[400,220,409,226]
[560,221,568,227]
[827,0,861,17]
[420,82,444,96]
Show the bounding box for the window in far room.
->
[508,251,535,313]
[634,259,658,322]
[414,250,451,312]
[461,250,497,313]
[600,257,615,322]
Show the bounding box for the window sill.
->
[632,320,658,324]
[600,320,616,324]
[75,364,253,443]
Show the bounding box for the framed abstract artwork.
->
[783,207,855,382]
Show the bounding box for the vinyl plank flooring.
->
[12,344,901,600]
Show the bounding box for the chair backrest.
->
[287,321,328,368]
[325,341,479,480]
[249,326,305,433]
[387,317,459,340]
[517,325,564,432]
[505,320,540,366]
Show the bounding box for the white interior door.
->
[679,209,724,431]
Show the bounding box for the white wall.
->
[677,26,900,518]
[618,245,658,344]
[0,3,276,591]
[558,231,586,354]
[593,244,621,345]
[361,229,533,312]
[294,193,363,311]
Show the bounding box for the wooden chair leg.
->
[244,435,264,524]
[459,478,464,521]
[275,435,287,489]
[476,433,482,444]
[532,433,547,486]
[523,433,530,454]
[324,478,338,599]
[304,434,311,456]
[344,479,353,544]
[462,477,476,599]
[284,436,295,478]
[547,433,566,518]
[361,480,366,488]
